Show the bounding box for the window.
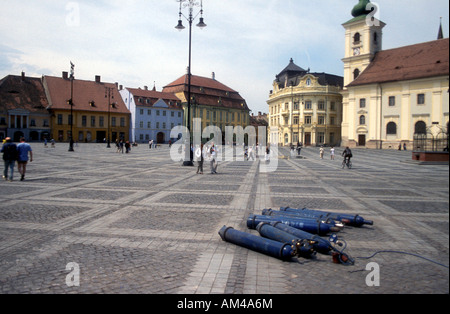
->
[99,117,104,127]
[294,101,299,110]
[57,114,63,125]
[417,94,425,105]
[148,110,151,115]
[120,118,125,127]
[330,102,336,111]
[318,100,325,110]
[111,117,116,127]
[330,117,335,125]
[82,116,87,127]
[389,96,396,107]
[171,111,174,117]
[163,122,166,129]
[139,121,144,128]
[305,116,312,124]
[354,69,360,80]
[386,122,397,135]
[156,110,160,116]
[306,78,311,86]
[317,132,325,144]
[163,111,166,116]
[43,119,49,127]
[354,32,361,43]
[140,109,144,115]
[147,122,151,129]
[91,116,95,127]
[293,116,299,125]
[318,116,325,125]
[359,115,366,125]
[414,121,427,134]
[360,98,366,108]
[305,101,312,110]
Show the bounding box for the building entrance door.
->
[358,134,366,146]
[305,133,311,146]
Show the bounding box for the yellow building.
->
[163,73,250,143]
[268,59,343,147]
[43,73,131,143]
[342,0,449,149]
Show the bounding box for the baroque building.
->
[43,73,131,143]
[267,59,343,147]
[119,86,183,144]
[0,72,51,142]
[162,73,250,143]
[341,0,449,149]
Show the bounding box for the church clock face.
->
[353,47,361,56]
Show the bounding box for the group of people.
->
[194,143,218,175]
[1,137,33,182]
[115,139,132,153]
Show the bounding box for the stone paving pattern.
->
[0,142,448,294]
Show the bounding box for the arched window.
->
[359,115,366,125]
[414,121,427,134]
[354,32,361,43]
[386,122,397,135]
[353,69,360,80]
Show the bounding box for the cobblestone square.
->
[0,143,448,294]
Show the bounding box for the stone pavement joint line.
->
[0,143,448,294]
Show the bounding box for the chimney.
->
[119,85,123,90]
[62,72,68,79]
[95,75,101,83]
[144,86,148,90]
[212,72,215,80]
[21,71,25,81]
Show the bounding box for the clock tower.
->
[342,0,386,87]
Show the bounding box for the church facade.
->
[341,0,449,149]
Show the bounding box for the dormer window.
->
[306,78,311,86]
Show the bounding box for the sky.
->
[1,0,449,115]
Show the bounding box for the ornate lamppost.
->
[175,0,207,166]
[68,61,75,152]
[105,87,115,148]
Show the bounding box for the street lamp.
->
[68,62,75,152]
[105,87,114,148]
[175,0,207,166]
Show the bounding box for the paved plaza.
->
[0,142,448,294]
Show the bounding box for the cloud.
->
[0,0,449,114]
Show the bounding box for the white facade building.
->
[120,87,183,143]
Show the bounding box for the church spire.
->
[351,0,372,18]
[437,17,444,39]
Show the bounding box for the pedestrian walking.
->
[210,144,218,174]
[17,137,33,181]
[196,144,204,174]
[1,137,18,181]
[330,146,335,160]
[320,146,324,159]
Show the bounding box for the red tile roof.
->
[162,74,249,111]
[348,38,449,87]
[126,88,182,109]
[0,74,49,113]
[43,75,130,114]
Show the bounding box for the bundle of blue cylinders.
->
[247,214,341,236]
[219,226,295,260]
[278,207,373,227]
